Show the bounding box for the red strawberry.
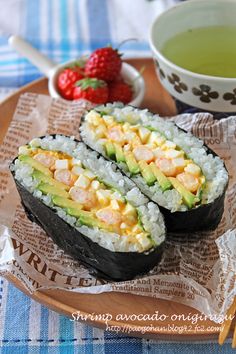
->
[57,66,84,100]
[108,80,133,104]
[85,47,122,82]
[73,78,108,104]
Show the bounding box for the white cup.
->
[149,0,236,113]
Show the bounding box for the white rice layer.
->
[11,135,165,253]
[80,104,228,212]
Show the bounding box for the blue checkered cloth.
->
[0,0,235,352]
[0,0,176,97]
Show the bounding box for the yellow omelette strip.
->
[218,297,236,346]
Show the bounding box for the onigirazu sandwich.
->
[10,135,165,281]
[80,104,228,232]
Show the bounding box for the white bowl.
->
[49,61,145,107]
[149,0,236,112]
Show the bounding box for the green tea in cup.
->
[161,26,236,78]
[149,0,236,112]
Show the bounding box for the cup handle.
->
[8,35,57,78]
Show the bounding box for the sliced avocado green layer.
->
[33,170,69,191]
[168,177,200,209]
[37,183,69,198]
[105,141,116,160]
[196,177,206,202]
[138,161,156,186]
[124,152,140,175]
[67,207,112,231]
[137,209,145,231]
[114,143,126,162]
[66,207,93,218]
[196,187,203,201]
[79,214,110,230]
[52,196,82,210]
[197,176,206,201]
[149,162,172,191]
[146,234,156,247]
[19,155,52,177]
[144,125,165,137]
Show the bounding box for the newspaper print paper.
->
[0,93,235,322]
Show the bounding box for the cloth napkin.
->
[0,0,176,95]
[0,0,234,352]
[0,281,234,353]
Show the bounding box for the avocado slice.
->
[99,111,108,117]
[124,152,140,175]
[137,209,145,230]
[196,187,203,201]
[66,207,93,218]
[37,183,69,198]
[138,161,156,186]
[19,155,52,177]
[196,177,206,201]
[105,141,116,160]
[168,177,200,209]
[67,207,111,231]
[114,143,126,162]
[52,196,82,210]
[197,176,206,201]
[150,162,172,191]
[79,214,109,230]
[146,234,156,248]
[32,170,69,191]
[144,125,164,136]
[144,125,157,132]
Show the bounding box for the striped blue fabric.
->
[0,0,178,91]
[0,280,235,353]
[0,0,234,352]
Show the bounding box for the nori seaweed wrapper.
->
[159,192,226,232]
[160,142,228,233]
[10,157,165,282]
[80,111,228,233]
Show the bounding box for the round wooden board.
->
[0,59,221,340]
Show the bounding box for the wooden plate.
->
[0,59,222,340]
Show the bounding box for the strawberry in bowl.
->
[57,65,84,100]
[84,46,122,82]
[8,36,145,107]
[54,46,145,106]
[108,79,133,104]
[73,78,109,104]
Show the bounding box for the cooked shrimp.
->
[133,146,154,163]
[54,169,75,186]
[184,163,201,176]
[69,187,96,209]
[34,153,56,168]
[153,147,165,158]
[156,158,176,177]
[176,172,199,193]
[96,208,122,225]
[107,126,123,143]
[172,157,187,174]
[165,149,183,159]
